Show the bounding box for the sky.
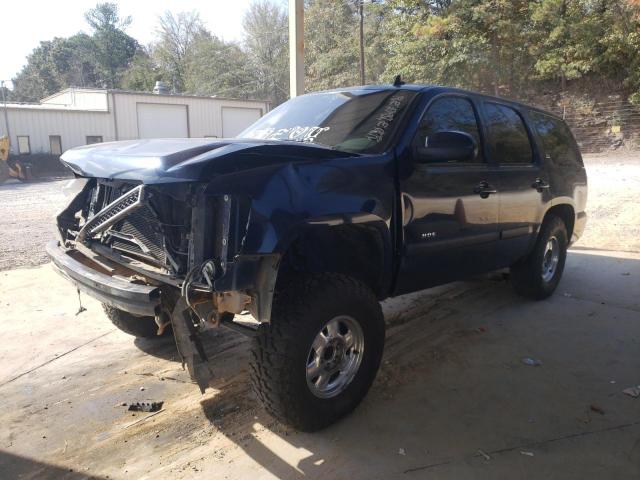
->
[0,0,287,85]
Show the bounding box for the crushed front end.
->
[48,178,279,391]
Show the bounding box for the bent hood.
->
[61,138,357,184]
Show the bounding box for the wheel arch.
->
[543,203,576,241]
[276,215,393,300]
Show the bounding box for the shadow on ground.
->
[0,450,108,480]
[186,250,640,479]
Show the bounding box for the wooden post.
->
[289,0,304,98]
[359,1,365,85]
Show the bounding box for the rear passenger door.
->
[481,102,548,267]
[395,95,501,294]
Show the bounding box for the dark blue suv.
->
[49,83,587,431]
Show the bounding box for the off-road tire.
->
[510,216,568,300]
[103,304,168,338]
[250,273,385,432]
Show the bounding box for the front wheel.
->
[510,216,568,300]
[102,305,170,338]
[250,273,385,431]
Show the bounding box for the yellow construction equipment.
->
[0,136,31,184]
[0,135,8,161]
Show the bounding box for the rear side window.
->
[484,103,533,164]
[529,111,582,166]
[417,96,483,162]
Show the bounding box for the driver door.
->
[394,94,501,294]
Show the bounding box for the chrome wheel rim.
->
[306,315,365,399]
[541,236,560,282]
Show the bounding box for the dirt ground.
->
[0,180,68,270]
[0,154,639,479]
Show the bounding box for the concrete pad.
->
[1,248,639,479]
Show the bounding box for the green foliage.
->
[379,0,640,100]
[121,49,161,92]
[84,2,138,88]
[12,34,98,101]
[184,32,254,98]
[12,2,137,101]
[9,0,640,104]
[304,0,360,90]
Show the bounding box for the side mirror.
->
[414,131,477,163]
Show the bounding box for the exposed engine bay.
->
[51,178,279,391]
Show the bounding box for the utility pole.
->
[289,0,305,98]
[1,80,11,142]
[358,1,365,85]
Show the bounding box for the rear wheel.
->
[250,273,385,431]
[102,305,169,338]
[510,216,568,300]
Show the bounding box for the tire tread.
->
[249,273,383,431]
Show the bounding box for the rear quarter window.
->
[484,103,533,164]
[529,111,583,167]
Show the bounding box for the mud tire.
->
[250,273,385,432]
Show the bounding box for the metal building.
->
[1,87,270,156]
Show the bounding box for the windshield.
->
[239,89,418,153]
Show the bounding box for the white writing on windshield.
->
[365,95,407,143]
[245,126,331,143]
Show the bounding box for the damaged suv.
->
[48,84,587,431]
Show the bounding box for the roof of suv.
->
[315,83,563,122]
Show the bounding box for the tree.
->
[243,0,289,104]
[153,11,205,92]
[85,2,139,88]
[184,32,255,98]
[381,0,536,97]
[304,0,360,91]
[11,2,138,100]
[530,0,599,90]
[122,48,161,91]
[11,34,98,101]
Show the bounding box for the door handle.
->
[474,181,497,198]
[531,179,550,192]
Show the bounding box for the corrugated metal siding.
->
[113,93,268,140]
[4,108,114,155]
[222,106,263,137]
[41,88,109,110]
[1,90,269,155]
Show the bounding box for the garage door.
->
[222,107,262,138]
[137,103,189,139]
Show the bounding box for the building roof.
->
[41,87,269,106]
[2,87,270,114]
[1,102,109,112]
[106,88,270,104]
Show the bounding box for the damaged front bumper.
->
[46,240,161,316]
[49,178,282,392]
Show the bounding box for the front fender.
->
[204,156,396,322]
[205,155,396,257]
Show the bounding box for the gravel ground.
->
[574,152,640,252]
[0,152,637,271]
[0,180,68,270]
